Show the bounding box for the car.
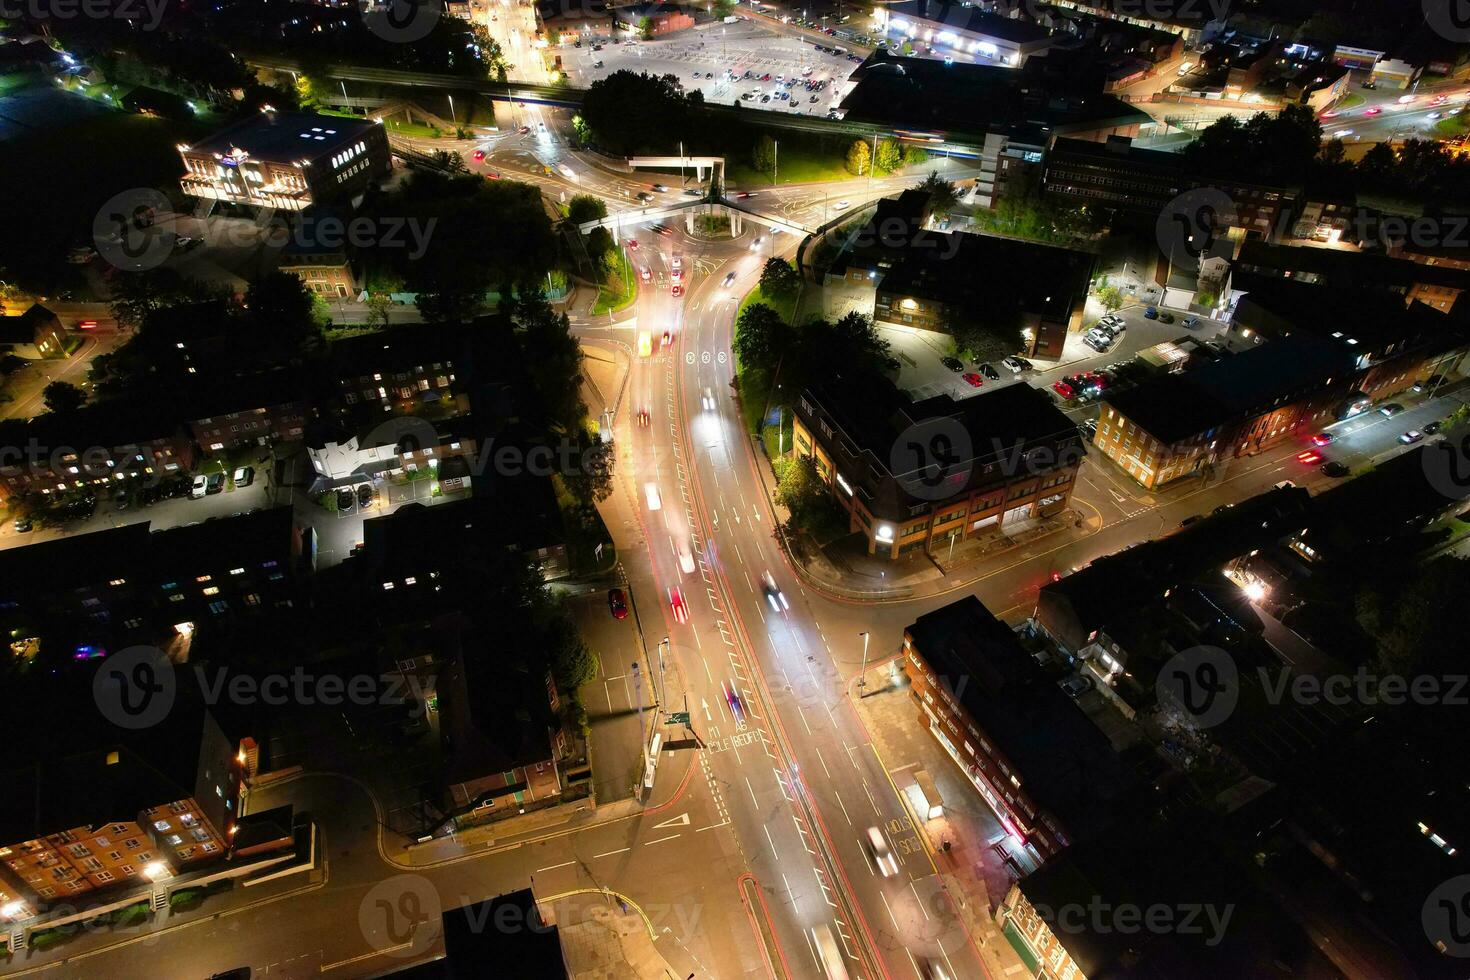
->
[662,329,672,348]
[1060,674,1094,699]
[608,588,628,619]
[1144,306,1159,319]
[1156,311,1175,324]
[1364,106,1381,115]
[13,517,32,533]
[635,407,651,427]
[1084,333,1113,353]
[810,95,818,103]
[639,266,651,282]
[1400,429,1425,444]
[961,372,983,388]
[335,487,354,511]
[867,826,898,876]
[832,200,851,212]
[1311,432,1335,446]
[722,271,737,287]
[749,236,764,250]
[1321,461,1351,477]
[1002,355,1031,373]
[671,256,682,274]
[1424,420,1443,435]
[472,149,485,161]
[357,483,374,508]
[1052,380,1076,400]
[653,224,673,236]
[1098,313,1122,326]
[626,238,639,250]
[677,543,696,574]
[232,465,254,488]
[761,571,789,612]
[191,474,209,498]
[671,282,684,297]
[1379,403,1404,417]
[78,319,98,330]
[1361,80,1377,89]
[669,586,689,624]
[762,73,771,81]
[1181,316,1200,328]
[636,191,654,203]
[518,125,531,134]
[1320,109,1338,119]
[941,356,964,372]
[734,191,754,200]
[1080,418,1098,438]
[207,970,253,980]
[702,387,715,411]
[644,482,662,510]
[484,170,501,180]
[1296,449,1322,465]
[651,183,668,192]
[974,362,1000,381]
[684,187,704,197]
[1084,370,1110,391]
[760,94,770,103]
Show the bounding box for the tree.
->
[949,299,1024,364]
[846,139,871,176]
[42,381,85,414]
[712,0,735,17]
[751,134,777,176]
[566,194,608,226]
[579,70,705,155]
[1097,284,1125,312]
[242,271,326,362]
[758,257,800,301]
[512,291,587,435]
[1356,556,1470,675]
[776,454,827,525]
[571,114,593,145]
[733,303,792,373]
[902,144,929,167]
[874,138,902,174]
[564,430,614,505]
[364,294,394,329]
[637,16,655,39]
[108,267,213,329]
[918,171,960,217]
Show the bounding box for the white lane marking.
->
[593,847,631,859]
[643,834,681,846]
[763,823,781,861]
[534,861,576,873]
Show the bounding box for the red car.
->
[669,586,689,624]
[608,588,628,620]
[962,373,983,388]
[662,329,671,347]
[1052,380,1076,400]
[485,171,501,180]
[626,238,639,250]
[472,149,485,161]
[1310,432,1334,446]
[1320,109,1337,119]
[1364,106,1381,116]
[519,125,531,133]
[1432,94,1448,105]
[78,320,98,330]
[1296,450,1322,465]
[672,283,684,297]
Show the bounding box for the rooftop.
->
[184,111,380,164]
[881,0,1052,45]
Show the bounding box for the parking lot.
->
[557,22,862,118]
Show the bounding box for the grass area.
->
[736,283,797,325]
[1335,92,1366,112]
[726,148,852,188]
[591,249,638,316]
[384,117,445,139]
[1434,115,1470,140]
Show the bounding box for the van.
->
[1178,61,1193,76]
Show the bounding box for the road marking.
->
[879,888,902,933]
[322,943,415,971]
[910,880,930,920]
[593,847,631,859]
[534,861,576,873]
[763,824,781,860]
[653,812,691,828]
[696,820,730,832]
[643,834,681,846]
[832,788,852,826]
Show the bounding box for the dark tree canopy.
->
[579,71,705,155]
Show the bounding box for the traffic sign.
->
[666,712,691,725]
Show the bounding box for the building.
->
[0,304,67,359]
[869,1,1059,68]
[613,2,694,36]
[1234,239,1470,314]
[903,596,1139,865]
[277,236,357,299]
[325,324,468,422]
[184,373,308,454]
[305,417,479,491]
[0,403,193,500]
[870,232,1095,360]
[793,376,1084,559]
[438,889,569,979]
[178,110,389,211]
[1041,135,1188,215]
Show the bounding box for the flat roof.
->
[882,0,1052,45]
[185,111,380,164]
[906,595,1134,841]
[876,231,1095,321]
[1236,239,1470,292]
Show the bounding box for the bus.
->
[811,924,850,980]
[637,330,652,357]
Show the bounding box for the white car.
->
[1002,355,1029,374]
[190,474,208,499]
[644,482,662,511]
[761,571,789,612]
[722,271,737,288]
[677,543,696,574]
[867,826,898,876]
[832,200,851,212]
[702,387,715,411]
[749,236,764,250]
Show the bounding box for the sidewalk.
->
[848,661,1030,980]
[554,893,687,980]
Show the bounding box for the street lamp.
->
[857,631,870,690]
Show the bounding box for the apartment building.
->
[185,374,308,454]
[903,596,1136,865]
[1235,239,1470,314]
[793,377,1084,559]
[0,404,192,500]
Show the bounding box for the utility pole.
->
[857,631,870,691]
[869,132,878,189]
[657,636,669,709]
[773,139,778,187]
[632,661,645,797]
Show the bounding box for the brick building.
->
[0,404,193,501]
[793,377,1084,559]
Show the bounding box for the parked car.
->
[1181,316,1200,328]
[1051,380,1076,400]
[1002,355,1031,373]
[1400,429,1424,444]
[1379,403,1404,417]
[1060,674,1094,698]
[1321,461,1351,477]
[979,362,1000,381]
[335,487,354,510]
[233,465,254,488]
[961,372,983,388]
[1144,306,1159,319]
[1424,420,1443,435]
[1156,311,1175,323]
[357,483,374,508]
[13,517,32,533]
[608,588,628,620]
[941,356,965,372]
[191,474,209,499]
